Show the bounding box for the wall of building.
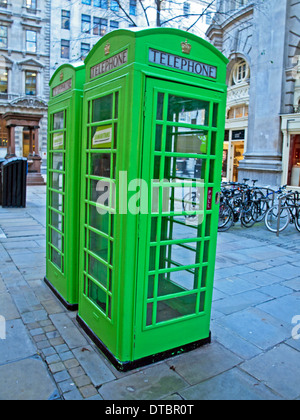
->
[207,0,300,187]
[0,0,50,164]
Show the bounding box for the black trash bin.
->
[1,157,27,208]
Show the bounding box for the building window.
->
[25,71,37,96]
[95,0,108,8]
[93,17,107,36]
[26,0,37,13]
[81,14,91,33]
[61,10,70,30]
[183,2,190,16]
[230,59,250,86]
[129,0,136,15]
[26,30,37,53]
[0,68,7,93]
[82,0,91,4]
[288,135,300,187]
[0,25,7,48]
[110,0,119,11]
[61,39,70,58]
[0,1,8,8]
[81,42,90,59]
[110,20,119,31]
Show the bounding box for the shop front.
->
[281,114,300,190]
[222,125,247,182]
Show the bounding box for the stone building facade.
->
[0,0,50,182]
[50,0,215,74]
[207,0,300,188]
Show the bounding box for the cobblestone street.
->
[0,185,299,400]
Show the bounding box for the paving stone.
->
[283,278,300,291]
[64,358,79,369]
[53,370,71,383]
[241,344,300,400]
[58,379,77,394]
[215,264,254,280]
[42,346,56,357]
[263,264,300,280]
[99,362,188,400]
[79,384,98,398]
[257,293,300,325]
[50,313,88,349]
[240,270,282,287]
[73,346,116,387]
[215,276,258,295]
[213,289,271,315]
[217,307,291,350]
[63,389,83,400]
[0,292,19,320]
[69,365,86,378]
[166,342,242,386]
[49,361,65,374]
[73,374,91,388]
[211,323,262,360]
[0,319,36,364]
[46,354,61,364]
[180,367,282,400]
[258,284,292,298]
[0,356,59,400]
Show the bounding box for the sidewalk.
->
[0,185,300,400]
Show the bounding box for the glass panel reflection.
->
[165,127,208,155]
[92,94,113,122]
[90,153,111,178]
[168,95,209,126]
[53,111,64,130]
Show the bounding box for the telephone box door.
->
[134,78,225,360]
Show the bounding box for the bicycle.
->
[218,185,259,231]
[264,191,300,233]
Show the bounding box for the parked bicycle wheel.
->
[295,207,300,233]
[253,190,269,222]
[265,205,290,233]
[218,202,234,231]
[241,201,259,228]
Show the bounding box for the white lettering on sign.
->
[52,79,72,97]
[149,48,217,79]
[90,49,128,79]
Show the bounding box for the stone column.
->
[238,0,288,187]
[34,125,40,157]
[29,127,34,155]
[5,125,16,158]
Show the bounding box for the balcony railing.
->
[227,82,250,107]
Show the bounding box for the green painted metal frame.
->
[77,28,228,369]
[45,63,85,309]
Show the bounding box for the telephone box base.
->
[44,277,78,311]
[76,315,211,372]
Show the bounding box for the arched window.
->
[230,59,250,86]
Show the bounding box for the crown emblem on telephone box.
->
[105,43,111,56]
[181,39,192,55]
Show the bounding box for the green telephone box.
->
[77,28,228,370]
[45,63,85,310]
